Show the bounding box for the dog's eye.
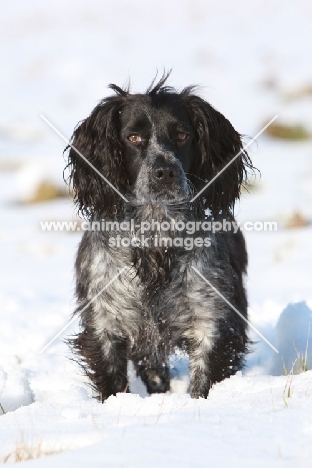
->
[177,133,189,141]
[127,134,142,143]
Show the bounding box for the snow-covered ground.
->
[1,0,312,465]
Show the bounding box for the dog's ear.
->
[65,93,128,219]
[184,94,252,215]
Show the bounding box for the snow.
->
[2,375,312,466]
[1,0,312,465]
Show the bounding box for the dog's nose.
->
[152,164,178,184]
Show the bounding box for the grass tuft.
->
[3,440,65,463]
[265,122,311,140]
[285,211,310,229]
[282,371,294,407]
[26,181,70,203]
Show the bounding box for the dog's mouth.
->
[149,181,188,202]
[131,189,190,207]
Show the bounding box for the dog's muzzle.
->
[135,152,189,201]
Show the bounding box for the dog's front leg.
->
[187,331,214,398]
[74,323,129,401]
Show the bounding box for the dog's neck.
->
[122,200,201,289]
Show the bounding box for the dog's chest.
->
[126,263,190,354]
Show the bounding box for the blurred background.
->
[1,0,312,399]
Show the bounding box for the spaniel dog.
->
[66,74,253,401]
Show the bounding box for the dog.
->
[66,73,253,401]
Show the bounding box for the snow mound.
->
[0,366,33,413]
[270,301,312,375]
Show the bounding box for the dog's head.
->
[66,74,252,219]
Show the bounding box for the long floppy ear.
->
[184,93,253,215]
[65,90,128,219]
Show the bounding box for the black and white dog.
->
[66,74,253,401]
